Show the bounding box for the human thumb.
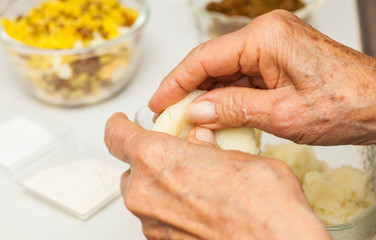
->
[185,87,287,130]
[186,127,217,146]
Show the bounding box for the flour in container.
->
[23,159,123,219]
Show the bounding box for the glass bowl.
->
[0,0,149,107]
[187,0,325,42]
[135,106,376,240]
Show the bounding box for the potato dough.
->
[152,90,260,155]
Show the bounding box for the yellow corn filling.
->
[2,0,139,49]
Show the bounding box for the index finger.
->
[148,29,251,114]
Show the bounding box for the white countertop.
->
[0,0,362,239]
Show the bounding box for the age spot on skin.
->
[328,94,345,103]
[360,79,370,90]
[311,36,319,41]
[329,94,337,102]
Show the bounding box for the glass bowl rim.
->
[0,0,150,55]
[186,0,326,23]
[325,201,376,231]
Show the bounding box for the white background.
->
[0,0,362,239]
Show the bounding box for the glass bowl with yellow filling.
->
[0,0,149,107]
[187,0,325,42]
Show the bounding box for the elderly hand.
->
[105,113,331,240]
[149,10,376,146]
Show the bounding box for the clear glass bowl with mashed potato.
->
[0,0,149,107]
[135,105,376,240]
[187,0,325,42]
[260,134,376,240]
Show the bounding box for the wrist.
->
[318,49,376,145]
[341,58,376,145]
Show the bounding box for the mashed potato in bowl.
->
[263,143,376,226]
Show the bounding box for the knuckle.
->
[215,89,248,127]
[189,42,211,69]
[123,181,142,213]
[189,42,207,59]
[132,133,166,161]
[112,111,127,119]
[196,40,209,52]
[268,157,299,182]
[120,170,131,195]
[123,191,135,211]
[262,9,295,22]
[142,222,163,240]
[252,10,295,34]
[142,225,153,239]
[129,133,174,176]
[269,9,295,18]
[273,158,292,173]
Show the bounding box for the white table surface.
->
[0,0,362,239]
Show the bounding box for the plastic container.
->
[135,106,376,240]
[14,136,124,220]
[0,104,124,220]
[0,102,73,171]
[0,0,149,107]
[187,0,325,42]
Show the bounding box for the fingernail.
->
[186,101,217,124]
[152,113,160,123]
[194,127,216,144]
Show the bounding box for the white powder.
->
[23,159,123,219]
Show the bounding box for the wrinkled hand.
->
[149,10,376,146]
[105,113,331,240]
